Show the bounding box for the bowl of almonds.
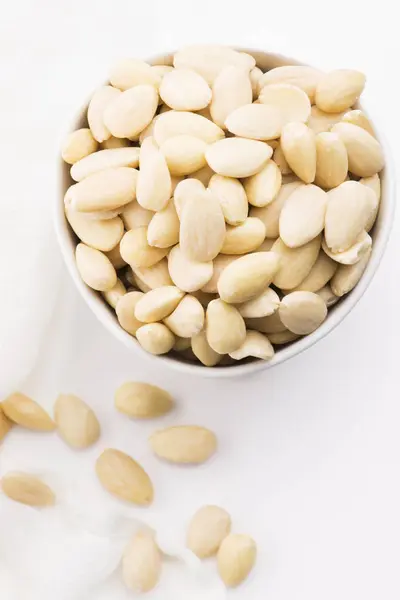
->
[57,45,394,376]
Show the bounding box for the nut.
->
[159,67,211,111]
[120,228,169,268]
[221,218,266,255]
[279,184,327,247]
[272,235,321,289]
[75,243,117,291]
[331,122,384,177]
[226,102,282,141]
[243,160,282,208]
[103,85,158,139]
[54,394,100,449]
[206,299,246,354]
[149,425,217,464]
[279,291,328,334]
[0,406,12,442]
[208,175,248,226]
[258,65,322,102]
[70,147,140,182]
[134,286,184,323]
[96,448,153,505]
[168,244,213,292]
[1,473,55,507]
[136,323,175,355]
[315,69,366,113]
[87,85,121,143]
[206,138,272,178]
[164,295,205,338]
[115,382,174,418]
[229,330,275,361]
[259,83,311,124]
[280,122,316,184]
[70,167,137,213]
[191,331,223,367]
[136,136,172,211]
[187,505,232,558]
[210,65,253,129]
[2,392,55,431]
[154,109,224,145]
[62,128,98,165]
[218,252,280,303]
[160,134,207,176]
[116,291,144,335]
[217,533,257,587]
[122,531,161,592]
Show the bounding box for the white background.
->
[0,0,400,598]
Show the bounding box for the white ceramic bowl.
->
[55,48,395,378]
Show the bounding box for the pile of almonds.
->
[62,44,384,366]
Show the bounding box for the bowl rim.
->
[54,46,396,378]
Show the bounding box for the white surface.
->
[0,0,399,598]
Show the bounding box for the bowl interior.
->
[56,48,394,377]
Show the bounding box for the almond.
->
[75,243,117,291]
[96,448,153,505]
[115,382,174,419]
[187,505,232,558]
[0,406,12,442]
[217,534,257,587]
[168,244,213,292]
[191,164,215,186]
[331,122,384,177]
[70,147,140,182]
[259,83,311,124]
[134,286,184,323]
[147,201,179,248]
[201,254,237,294]
[105,245,126,269]
[249,181,302,238]
[173,178,205,219]
[322,231,372,265]
[70,167,138,213]
[315,284,339,307]
[206,299,246,354]
[279,291,327,334]
[149,425,217,464]
[218,252,280,303]
[273,143,292,175]
[315,69,366,113]
[250,66,263,97]
[206,138,272,178]
[164,295,205,338]
[258,65,322,102]
[237,287,280,318]
[160,68,211,111]
[160,134,207,176]
[225,103,282,140]
[116,291,144,335]
[229,330,275,361]
[330,245,372,297]
[154,110,224,145]
[245,310,287,334]
[101,136,130,149]
[210,66,253,129]
[191,331,222,366]
[121,200,153,229]
[272,235,321,289]
[103,85,158,139]
[290,251,337,292]
[342,109,375,136]
[221,218,266,255]
[1,473,55,507]
[62,128,98,165]
[307,105,346,134]
[120,228,169,268]
[54,394,100,449]
[66,207,124,252]
[122,532,161,592]
[173,45,255,85]
[87,85,121,143]
[102,278,126,308]
[110,58,160,91]
[132,260,173,291]
[280,122,316,183]
[279,184,327,247]
[243,160,282,207]
[136,137,171,211]
[208,175,248,225]
[360,174,381,231]
[315,132,348,189]
[136,323,175,355]
[2,392,55,431]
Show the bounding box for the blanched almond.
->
[245,310,287,334]
[322,231,372,265]
[191,331,222,366]
[191,164,215,186]
[102,278,126,308]
[315,284,339,307]
[206,138,272,178]
[76,243,117,291]
[342,109,375,136]
[218,252,280,303]
[103,85,158,139]
[54,394,100,449]
[315,132,348,189]
[280,122,316,183]
[66,207,124,252]
[2,392,55,431]
[221,218,266,255]
[136,136,171,211]
[120,228,169,268]
[115,382,174,418]
[70,167,138,213]
[164,295,205,338]
[149,425,217,464]
[132,259,173,290]
[206,299,246,354]
[268,330,300,344]
[160,68,211,110]
[255,238,276,252]
[62,128,98,165]
[168,245,213,292]
[331,122,384,177]
[259,83,311,124]
[279,184,327,247]
[134,286,184,323]
[160,134,207,175]
[217,534,257,587]
[154,110,224,145]
[208,175,248,225]
[147,201,179,248]
[180,189,225,262]
[243,160,282,207]
[1,473,55,507]
[273,143,292,175]
[187,505,232,558]
[151,64,174,79]
[272,235,321,289]
[96,448,153,505]
[290,251,337,292]
[225,103,282,141]
[0,406,12,442]
[315,69,366,113]
[307,105,346,134]
[101,136,130,149]
[122,532,161,593]
[279,291,327,334]
[70,147,140,182]
[88,85,121,143]
[173,336,192,351]
[324,180,375,252]
[210,66,253,129]
[201,254,237,294]
[238,287,280,318]
[250,181,302,238]
[229,330,274,361]
[173,178,205,219]
[250,66,263,97]
[136,323,175,355]
[330,245,372,297]
[110,58,160,91]
[121,200,153,229]
[116,291,144,335]
[360,174,381,231]
[258,65,323,102]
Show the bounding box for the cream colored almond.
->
[307,105,346,134]
[268,330,300,344]
[279,184,327,247]
[116,291,144,335]
[290,251,337,292]
[272,235,321,289]
[134,286,184,323]
[206,299,246,354]
[281,122,316,183]
[315,132,348,189]
[102,278,126,308]
[2,392,55,431]
[255,238,276,252]
[221,218,266,255]
[105,245,126,269]
[101,136,130,149]
[122,532,161,593]
[120,228,168,268]
[75,243,117,291]
[325,180,375,252]
[279,291,327,334]
[54,394,100,449]
[238,287,280,318]
[208,175,248,226]
[147,201,179,248]
[243,160,282,207]
[96,448,153,505]
[245,311,287,334]
[258,65,323,102]
[132,259,173,290]
[171,175,185,193]
[225,103,282,141]
[110,58,160,91]
[259,83,311,124]
[322,231,372,265]
[62,128,98,165]
[168,245,213,292]
[121,200,153,229]
[1,473,55,507]
[173,336,192,351]
[187,505,232,558]
[160,134,207,176]
[273,143,292,175]
[66,207,123,252]
[206,138,272,178]
[250,181,302,238]
[154,110,224,145]
[191,164,215,186]
[201,254,237,294]
[315,284,339,307]
[250,66,263,97]
[173,178,205,219]
[217,534,257,587]
[315,69,366,113]
[330,245,372,297]
[164,295,205,338]
[115,382,174,418]
[136,136,172,211]
[173,44,255,85]
[70,167,137,213]
[160,67,211,110]
[229,330,274,361]
[191,331,222,366]
[136,323,175,355]
[0,406,12,442]
[360,174,381,231]
[331,122,384,177]
[82,208,122,220]
[88,85,121,143]
[180,189,226,262]
[103,85,158,139]
[151,64,174,79]
[342,109,375,136]
[218,252,280,303]
[70,147,140,182]
[210,66,252,129]
[150,425,217,464]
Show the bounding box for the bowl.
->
[55,47,395,378]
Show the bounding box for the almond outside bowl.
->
[55,48,395,378]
